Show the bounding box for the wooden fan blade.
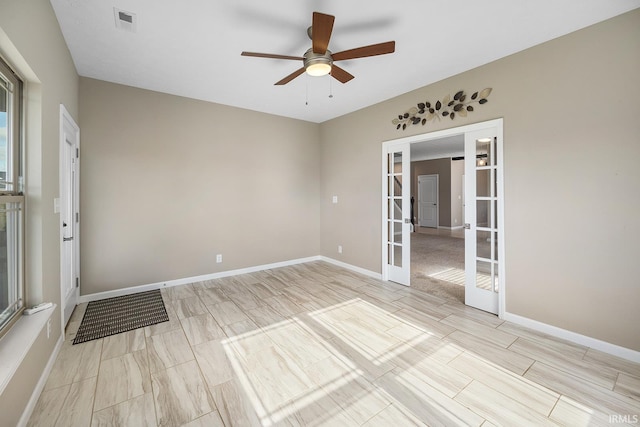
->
[312,12,335,54]
[332,41,395,61]
[275,68,306,85]
[241,51,303,61]
[330,65,354,83]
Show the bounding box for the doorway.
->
[382,119,504,316]
[60,105,80,327]
[417,174,438,228]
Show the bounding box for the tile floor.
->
[28,262,640,426]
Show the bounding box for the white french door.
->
[60,105,80,326]
[464,127,502,314]
[384,143,410,285]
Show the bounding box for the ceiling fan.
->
[241,12,395,85]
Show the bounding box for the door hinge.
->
[76,212,79,223]
[75,277,79,288]
[76,148,79,158]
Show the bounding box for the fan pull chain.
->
[329,72,333,98]
[305,74,309,106]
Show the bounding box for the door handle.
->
[404,218,410,224]
[463,223,471,229]
[63,236,74,242]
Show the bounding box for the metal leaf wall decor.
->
[392,88,492,130]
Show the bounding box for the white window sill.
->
[0,305,56,395]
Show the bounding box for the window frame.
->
[0,55,25,339]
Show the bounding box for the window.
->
[0,56,24,337]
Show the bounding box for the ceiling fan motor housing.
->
[304,48,333,71]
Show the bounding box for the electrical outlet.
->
[338,245,343,254]
[47,319,51,339]
[216,254,223,263]
[332,195,338,204]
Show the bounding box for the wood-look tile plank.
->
[194,287,229,305]
[151,360,215,427]
[361,403,427,427]
[441,303,503,328]
[245,304,287,328]
[375,369,484,426]
[146,329,194,373]
[161,284,196,300]
[91,393,157,427]
[395,307,456,339]
[101,329,146,360]
[524,361,640,416]
[277,391,360,426]
[497,321,588,360]
[229,290,265,311]
[509,337,618,389]
[207,300,249,326]
[193,339,236,389]
[243,345,315,411]
[324,337,396,381]
[614,372,640,401]
[445,330,534,375]
[181,313,226,346]
[393,296,451,320]
[171,296,208,320]
[441,314,517,348]
[339,299,403,332]
[265,321,332,368]
[210,378,263,427]
[44,339,102,390]
[263,294,307,317]
[28,377,96,427]
[454,380,558,426]
[247,282,280,299]
[329,317,403,358]
[448,352,559,415]
[223,319,275,363]
[583,348,640,378]
[357,283,406,302]
[549,395,617,427]
[94,350,151,411]
[393,348,472,398]
[180,411,225,427]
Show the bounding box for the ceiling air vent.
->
[114,8,137,32]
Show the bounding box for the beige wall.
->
[79,78,321,295]
[0,0,79,423]
[320,10,640,351]
[411,158,452,227]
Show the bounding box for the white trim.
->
[503,312,640,363]
[319,256,382,279]
[0,305,56,395]
[17,335,63,427]
[79,256,321,303]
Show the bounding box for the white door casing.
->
[418,174,438,228]
[383,143,410,286]
[382,119,505,317]
[60,105,80,327]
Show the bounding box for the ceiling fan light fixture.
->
[306,62,332,76]
[303,48,333,77]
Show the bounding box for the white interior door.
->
[384,143,410,285]
[418,174,438,228]
[60,106,80,326]
[464,128,501,314]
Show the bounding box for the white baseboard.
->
[437,226,463,230]
[79,256,321,303]
[503,312,640,363]
[17,334,63,427]
[319,256,382,280]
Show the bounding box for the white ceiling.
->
[50,0,639,123]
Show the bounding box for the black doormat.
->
[73,289,169,345]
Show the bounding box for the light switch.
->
[332,196,338,204]
[54,198,60,214]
